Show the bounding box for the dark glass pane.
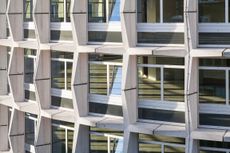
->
[51,0,65,22]
[199,33,230,45]
[139,143,161,153]
[199,0,225,22]
[52,126,66,153]
[24,29,36,39]
[89,102,123,116]
[138,32,184,44]
[164,146,185,153]
[108,0,120,21]
[200,59,230,67]
[89,54,122,62]
[51,51,73,59]
[164,68,184,102]
[138,67,161,100]
[200,151,224,153]
[199,70,226,104]
[137,56,184,65]
[67,130,73,153]
[50,30,73,41]
[25,117,35,145]
[51,61,65,89]
[24,57,34,84]
[138,108,185,123]
[88,31,122,42]
[25,90,36,101]
[163,0,183,22]
[200,113,230,127]
[88,0,106,22]
[137,0,160,23]
[66,0,71,22]
[200,140,230,149]
[139,134,185,144]
[51,96,73,109]
[67,62,72,90]
[24,0,33,22]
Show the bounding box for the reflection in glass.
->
[52,126,66,153]
[24,0,33,22]
[199,70,226,104]
[138,67,161,100]
[163,0,183,22]
[25,117,35,145]
[164,68,184,102]
[164,146,185,153]
[137,0,160,23]
[109,65,122,95]
[199,0,225,23]
[108,0,120,21]
[88,0,106,22]
[51,0,70,22]
[24,49,36,84]
[51,61,65,89]
[67,62,72,90]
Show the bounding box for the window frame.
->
[25,114,37,153]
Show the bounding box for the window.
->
[199,0,227,23]
[88,0,121,22]
[51,51,73,90]
[89,54,122,96]
[90,127,123,153]
[24,0,33,22]
[24,49,36,84]
[25,113,37,152]
[139,134,185,153]
[138,56,184,102]
[137,0,184,23]
[50,0,71,22]
[199,59,230,104]
[52,120,74,153]
[200,140,230,153]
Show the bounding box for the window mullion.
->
[160,0,163,23]
[226,69,229,105]
[65,128,68,153]
[106,0,109,22]
[161,66,164,101]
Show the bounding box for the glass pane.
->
[89,64,107,95]
[163,0,183,22]
[137,56,184,65]
[164,68,184,102]
[88,0,106,22]
[52,126,66,153]
[24,57,34,84]
[24,0,33,22]
[110,138,123,153]
[25,117,35,145]
[200,151,224,153]
[199,70,226,104]
[137,0,160,23]
[90,134,108,153]
[51,0,65,22]
[109,65,122,95]
[200,59,230,67]
[139,134,185,144]
[200,140,230,149]
[67,130,73,153]
[139,143,161,153]
[199,0,225,23]
[51,52,73,59]
[67,62,72,90]
[164,146,185,153]
[138,67,161,100]
[66,0,71,22]
[51,61,65,89]
[109,0,120,21]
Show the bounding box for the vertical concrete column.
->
[121,0,137,49]
[0,47,8,95]
[122,54,138,153]
[34,49,52,153]
[35,117,52,153]
[184,0,199,152]
[0,0,7,39]
[0,105,9,151]
[8,47,24,103]
[6,0,23,41]
[72,52,89,153]
[9,109,25,153]
[71,0,88,46]
[33,0,50,43]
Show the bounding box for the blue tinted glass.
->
[109,0,120,21]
